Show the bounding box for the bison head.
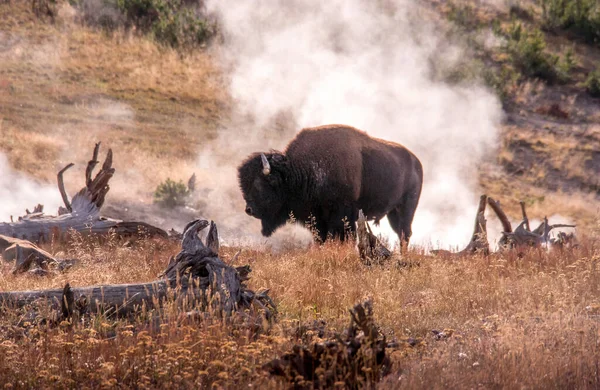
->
[238,152,289,236]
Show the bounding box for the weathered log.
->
[357,210,392,265]
[0,220,274,319]
[264,299,390,389]
[0,143,168,242]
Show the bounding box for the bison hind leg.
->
[387,194,419,252]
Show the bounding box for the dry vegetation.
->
[1,1,600,388]
[0,2,227,200]
[0,232,599,388]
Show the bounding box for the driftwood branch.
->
[0,144,167,242]
[459,194,489,255]
[488,197,512,234]
[1,235,77,276]
[519,201,530,232]
[57,163,74,213]
[0,220,275,320]
[487,197,512,248]
[85,142,100,188]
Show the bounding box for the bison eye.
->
[265,172,282,187]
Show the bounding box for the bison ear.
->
[270,152,286,165]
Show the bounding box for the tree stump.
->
[356,210,392,265]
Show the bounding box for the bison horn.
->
[260,153,271,175]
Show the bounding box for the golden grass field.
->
[1,233,600,388]
[1,1,600,388]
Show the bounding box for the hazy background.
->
[199,0,503,249]
[1,0,509,250]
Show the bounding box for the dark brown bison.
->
[238,125,423,246]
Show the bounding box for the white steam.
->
[202,0,503,249]
[0,153,62,221]
[203,0,503,249]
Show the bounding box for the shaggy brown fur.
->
[238,125,423,245]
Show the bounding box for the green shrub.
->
[556,46,577,81]
[153,178,190,208]
[506,22,560,81]
[541,0,600,43]
[116,0,217,48]
[483,64,520,103]
[447,2,480,30]
[66,0,216,48]
[585,67,600,97]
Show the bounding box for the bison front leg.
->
[324,205,358,242]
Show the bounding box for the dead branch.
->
[85,142,100,188]
[503,221,543,250]
[206,220,219,254]
[1,235,77,275]
[459,195,489,255]
[487,197,513,249]
[519,201,530,231]
[487,197,512,233]
[57,163,74,212]
[532,217,576,242]
[434,194,579,256]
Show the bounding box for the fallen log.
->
[0,143,168,243]
[264,299,390,389]
[0,220,275,319]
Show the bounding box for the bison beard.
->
[238,125,423,247]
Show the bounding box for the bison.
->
[238,125,423,246]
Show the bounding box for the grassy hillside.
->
[0,2,227,200]
[1,1,598,228]
[438,0,600,222]
[0,1,599,388]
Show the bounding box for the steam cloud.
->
[0,153,62,221]
[201,0,503,249]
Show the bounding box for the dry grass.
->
[0,232,599,388]
[0,3,228,199]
